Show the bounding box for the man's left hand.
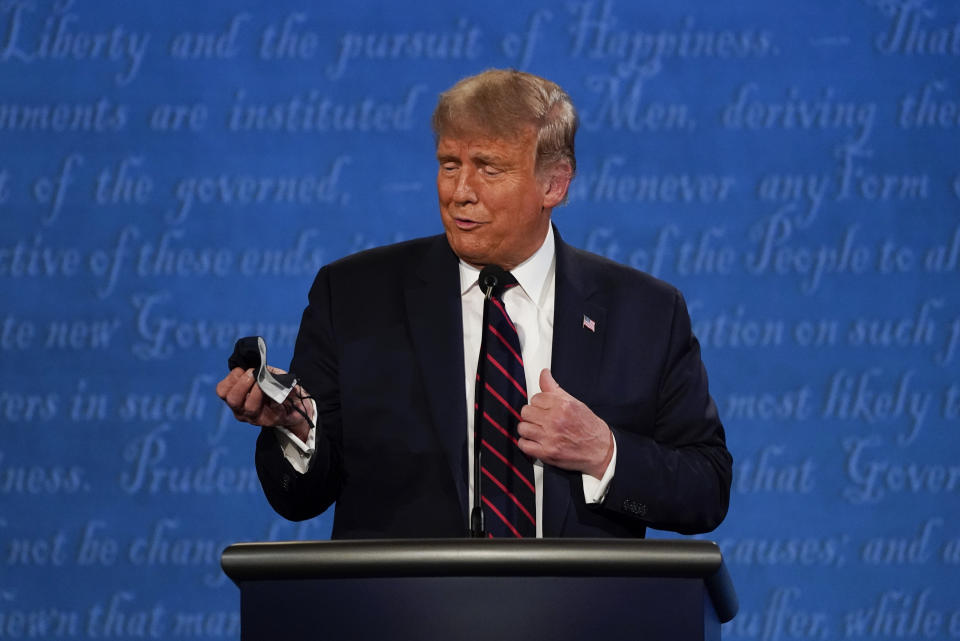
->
[518,368,614,479]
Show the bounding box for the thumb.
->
[539,368,562,393]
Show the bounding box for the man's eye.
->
[481,165,502,176]
[441,163,458,172]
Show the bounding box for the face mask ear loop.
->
[286,377,316,432]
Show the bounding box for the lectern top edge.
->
[220,538,738,623]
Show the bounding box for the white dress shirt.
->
[460,226,615,537]
[275,226,617,536]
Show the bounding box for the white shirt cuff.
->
[582,432,617,504]
[273,399,317,474]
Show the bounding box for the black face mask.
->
[227,336,298,404]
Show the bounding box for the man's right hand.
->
[215,367,312,442]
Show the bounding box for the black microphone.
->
[471,264,510,537]
[478,264,509,300]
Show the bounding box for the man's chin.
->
[444,233,488,268]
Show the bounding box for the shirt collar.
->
[458,225,556,305]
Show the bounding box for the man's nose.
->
[453,169,478,204]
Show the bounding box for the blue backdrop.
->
[2,0,959,638]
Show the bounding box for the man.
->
[216,69,731,539]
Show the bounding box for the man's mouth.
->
[454,217,482,230]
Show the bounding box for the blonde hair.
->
[431,69,578,175]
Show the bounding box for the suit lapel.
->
[404,236,469,522]
[550,234,607,404]
[543,231,608,536]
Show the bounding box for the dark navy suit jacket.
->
[255,230,731,539]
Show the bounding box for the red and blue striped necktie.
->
[475,272,536,538]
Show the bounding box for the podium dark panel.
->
[222,539,736,641]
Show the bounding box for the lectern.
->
[222,538,737,641]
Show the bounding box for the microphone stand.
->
[470,284,494,537]
[470,268,504,537]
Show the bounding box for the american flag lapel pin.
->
[582,314,596,332]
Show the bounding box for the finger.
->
[517,420,542,442]
[520,404,548,425]
[528,391,556,410]
[517,436,545,461]
[224,368,256,410]
[243,381,266,419]
[539,368,562,393]
[265,365,288,375]
[215,367,248,400]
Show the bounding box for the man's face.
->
[436,128,558,270]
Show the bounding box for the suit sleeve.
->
[254,266,344,521]
[598,290,732,534]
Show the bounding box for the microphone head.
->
[478,265,509,296]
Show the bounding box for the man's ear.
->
[541,161,573,208]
